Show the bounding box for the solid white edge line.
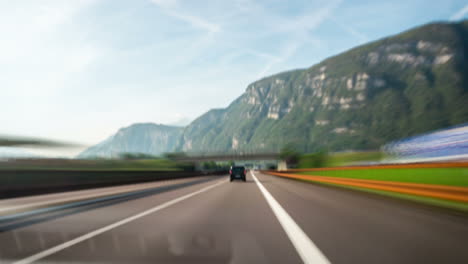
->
[13,179,227,264]
[251,171,330,264]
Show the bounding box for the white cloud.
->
[0,14,101,102]
[150,0,178,8]
[150,0,221,33]
[252,0,342,77]
[0,0,102,149]
[450,4,468,21]
[2,0,438,158]
[245,49,279,60]
[255,42,300,79]
[0,1,96,61]
[272,0,343,33]
[331,17,368,44]
[166,10,221,33]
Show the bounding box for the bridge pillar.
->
[277,160,288,171]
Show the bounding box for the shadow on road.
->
[229,179,269,183]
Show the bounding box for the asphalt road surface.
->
[0,171,467,264]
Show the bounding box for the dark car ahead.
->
[230,166,246,182]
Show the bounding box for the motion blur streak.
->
[384,123,468,163]
[0,172,467,263]
[12,179,226,264]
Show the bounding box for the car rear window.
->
[232,166,245,172]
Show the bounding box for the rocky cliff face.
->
[79,21,468,156]
[177,20,468,153]
[78,123,183,158]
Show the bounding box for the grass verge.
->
[297,178,468,212]
[299,168,468,187]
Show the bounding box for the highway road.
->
[0,171,467,263]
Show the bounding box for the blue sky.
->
[1,0,467,156]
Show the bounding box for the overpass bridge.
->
[171,153,287,170]
[172,153,280,162]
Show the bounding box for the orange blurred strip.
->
[303,176,468,193]
[286,162,468,172]
[264,171,468,203]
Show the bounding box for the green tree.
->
[298,150,328,168]
[280,145,301,167]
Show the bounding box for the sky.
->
[1,0,467,157]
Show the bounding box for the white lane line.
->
[251,171,330,264]
[13,179,227,264]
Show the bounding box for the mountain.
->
[177,20,468,153]
[168,117,193,127]
[79,20,468,156]
[78,123,183,158]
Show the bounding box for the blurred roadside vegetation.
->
[298,151,328,168]
[296,169,468,212]
[199,161,232,171]
[299,168,468,187]
[0,149,384,171]
[0,152,196,171]
[323,151,384,167]
[280,145,384,168]
[279,145,301,167]
[0,152,238,172]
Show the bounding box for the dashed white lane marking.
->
[12,179,227,264]
[251,171,330,264]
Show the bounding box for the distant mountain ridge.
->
[176,20,468,153]
[78,123,182,158]
[80,20,468,157]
